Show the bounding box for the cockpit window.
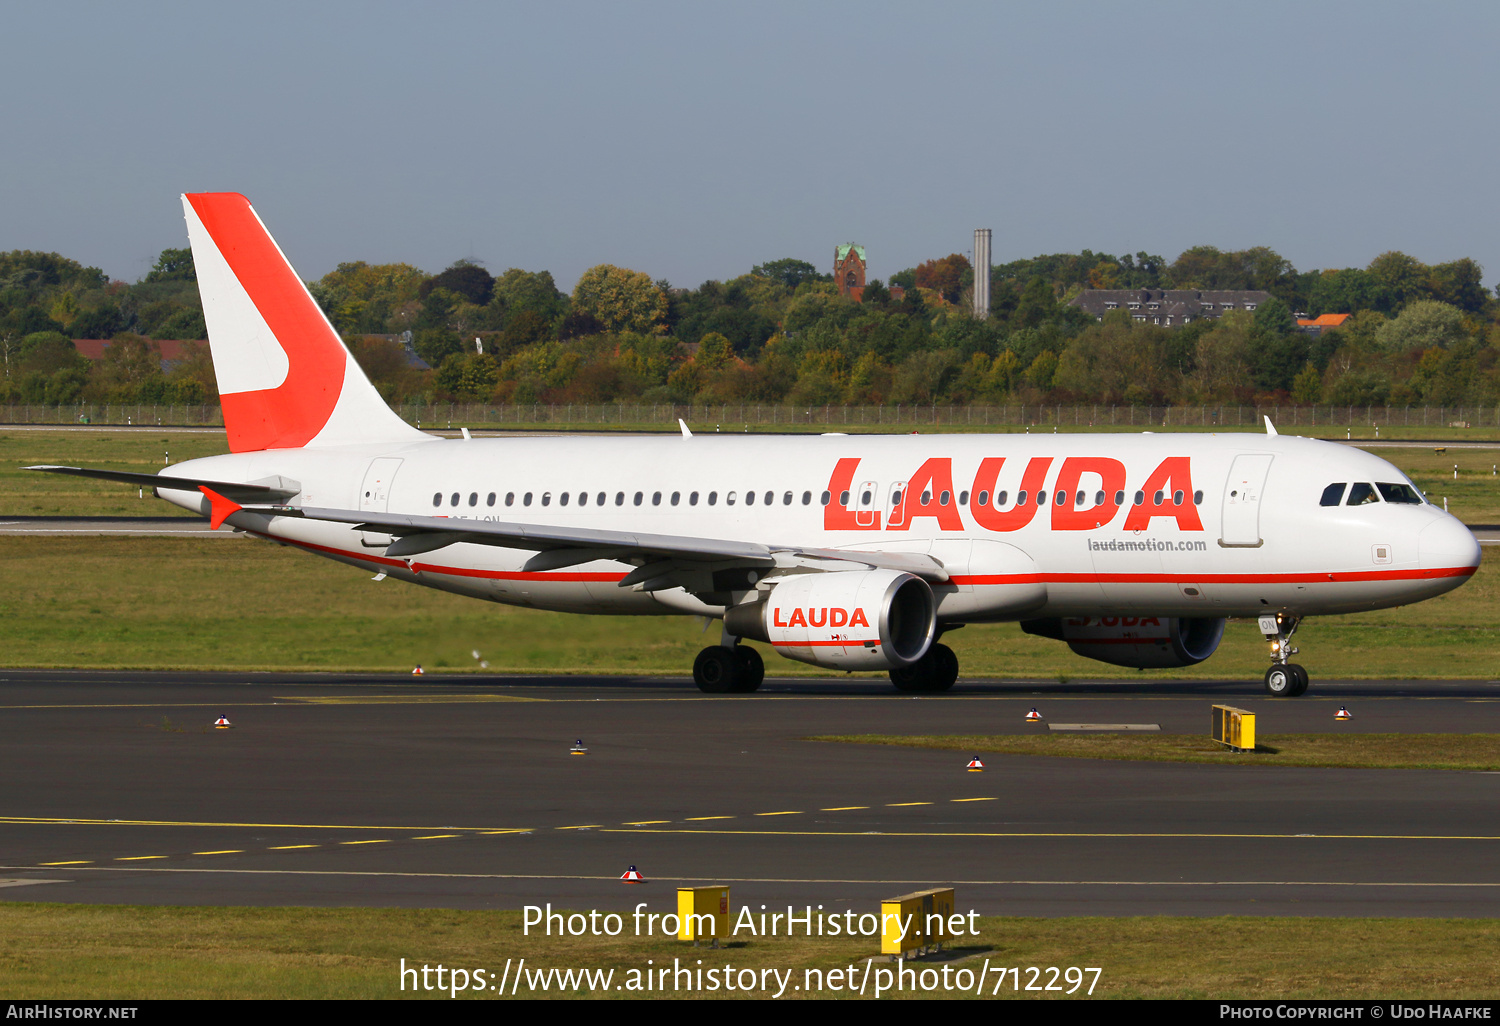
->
[1346,482,1379,506]
[1320,483,1347,507]
[1376,482,1424,505]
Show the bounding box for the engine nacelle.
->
[725,570,936,671]
[1021,615,1225,669]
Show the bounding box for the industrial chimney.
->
[973,228,992,319]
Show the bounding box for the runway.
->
[1,671,1498,918]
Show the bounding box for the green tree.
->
[1291,363,1323,404]
[421,261,494,306]
[1366,251,1428,308]
[572,264,668,335]
[1374,300,1468,352]
[143,248,195,283]
[751,258,826,289]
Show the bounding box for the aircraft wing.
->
[284,505,950,582]
[24,465,301,503]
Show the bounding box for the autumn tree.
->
[913,254,971,304]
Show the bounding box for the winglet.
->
[678,418,693,439]
[199,486,244,530]
[1264,415,1278,436]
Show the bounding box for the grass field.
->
[809,733,1500,770]
[1,904,1497,999]
[0,534,1493,676]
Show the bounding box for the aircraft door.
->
[358,457,403,547]
[1220,454,1273,547]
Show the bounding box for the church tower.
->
[834,243,866,301]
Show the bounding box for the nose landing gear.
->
[1260,613,1307,696]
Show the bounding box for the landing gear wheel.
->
[1264,664,1297,697]
[730,646,764,692]
[889,644,958,693]
[693,646,740,694]
[927,643,959,692]
[1287,664,1309,697]
[889,656,933,693]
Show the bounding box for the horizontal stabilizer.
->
[25,465,301,503]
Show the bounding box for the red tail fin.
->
[183,193,426,452]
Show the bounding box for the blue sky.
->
[4,1,1497,292]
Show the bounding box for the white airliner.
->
[31,194,1482,696]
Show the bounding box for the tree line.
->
[2,240,1496,409]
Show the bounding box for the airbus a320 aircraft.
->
[32,194,1482,696]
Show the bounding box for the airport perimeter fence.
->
[3,402,1498,431]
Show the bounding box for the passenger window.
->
[1376,482,1423,505]
[633,491,643,506]
[652,491,661,506]
[468,492,478,507]
[578,491,588,506]
[820,491,830,505]
[892,489,903,506]
[783,491,793,505]
[708,491,718,506]
[1153,491,1164,506]
[1193,490,1203,505]
[939,491,950,506]
[1347,482,1379,505]
[1094,490,1104,505]
[1173,490,1184,505]
[487,493,496,507]
[1036,490,1047,505]
[727,491,737,505]
[840,491,850,505]
[615,492,625,506]
[690,491,699,506]
[976,490,989,506]
[559,492,569,506]
[1054,491,1066,506]
[671,492,681,506]
[542,492,551,507]
[1133,490,1144,505]
[432,493,441,507]
[1015,490,1026,506]
[745,491,755,506]
[1114,490,1125,505]
[765,491,774,505]
[523,492,532,506]
[959,490,969,505]
[505,492,515,506]
[995,490,1008,506]
[450,493,460,507]
[861,489,873,505]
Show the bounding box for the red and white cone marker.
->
[1025,707,1042,722]
[966,757,984,772]
[570,739,588,755]
[1335,706,1352,721]
[213,715,231,729]
[411,665,424,675]
[620,865,645,883]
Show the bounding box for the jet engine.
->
[1021,615,1225,669]
[725,569,936,671]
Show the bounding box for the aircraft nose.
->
[1419,515,1481,574]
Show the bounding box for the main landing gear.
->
[1260,613,1308,697]
[889,642,959,693]
[692,636,765,694]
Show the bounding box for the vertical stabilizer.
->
[182,193,429,452]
